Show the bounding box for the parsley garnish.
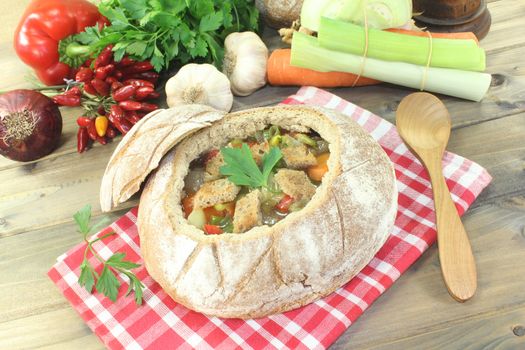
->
[220,143,282,188]
[59,0,259,71]
[74,205,144,305]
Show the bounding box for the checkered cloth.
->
[48,87,492,350]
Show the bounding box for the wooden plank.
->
[1,197,523,349]
[331,200,525,349]
[364,307,525,350]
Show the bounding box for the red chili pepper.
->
[125,111,142,124]
[113,118,132,135]
[91,78,109,96]
[122,61,154,76]
[95,64,115,80]
[64,86,82,96]
[123,79,154,88]
[275,195,294,213]
[111,81,124,91]
[77,127,89,153]
[139,102,158,112]
[106,126,117,138]
[97,105,106,116]
[134,86,154,100]
[117,56,135,67]
[203,224,223,235]
[75,67,93,83]
[148,91,161,99]
[96,135,107,145]
[112,85,137,102]
[83,59,92,68]
[13,0,108,85]
[108,104,125,122]
[94,45,114,69]
[130,72,159,84]
[105,76,117,85]
[112,69,123,80]
[76,116,92,128]
[119,100,142,111]
[83,82,97,95]
[52,93,81,107]
[86,119,98,140]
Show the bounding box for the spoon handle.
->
[427,156,477,302]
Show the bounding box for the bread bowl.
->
[100,104,397,319]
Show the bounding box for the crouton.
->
[281,143,317,169]
[250,141,270,165]
[233,190,262,233]
[205,152,224,181]
[274,169,316,201]
[193,178,240,209]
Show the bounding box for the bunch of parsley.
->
[61,0,259,71]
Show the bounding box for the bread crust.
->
[136,105,398,319]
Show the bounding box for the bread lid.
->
[99,104,226,212]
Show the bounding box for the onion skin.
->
[0,90,62,162]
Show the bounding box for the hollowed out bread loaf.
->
[137,105,397,319]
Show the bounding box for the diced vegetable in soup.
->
[182,125,330,234]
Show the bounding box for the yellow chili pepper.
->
[95,116,109,137]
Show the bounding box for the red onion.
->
[0,90,62,162]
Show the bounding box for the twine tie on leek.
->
[353,1,434,91]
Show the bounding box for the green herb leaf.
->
[220,143,282,188]
[73,204,92,235]
[73,205,144,305]
[96,265,120,302]
[78,259,96,293]
[199,11,223,32]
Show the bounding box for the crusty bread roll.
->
[129,105,397,319]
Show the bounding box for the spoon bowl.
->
[396,92,477,302]
[396,93,452,153]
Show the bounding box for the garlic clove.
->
[165,63,233,112]
[223,32,269,97]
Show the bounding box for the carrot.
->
[307,153,330,182]
[267,49,380,87]
[386,28,479,46]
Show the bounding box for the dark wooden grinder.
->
[413,0,491,40]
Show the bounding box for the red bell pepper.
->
[14,0,108,86]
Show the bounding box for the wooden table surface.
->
[1,1,525,349]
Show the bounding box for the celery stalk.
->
[290,32,491,102]
[301,0,412,32]
[318,18,485,72]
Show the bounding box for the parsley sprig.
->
[59,0,259,71]
[74,205,144,305]
[220,144,282,188]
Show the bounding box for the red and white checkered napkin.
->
[48,86,492,350]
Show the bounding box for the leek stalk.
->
[301,0,412,32]
[290,32,491,102]
[318,18,486,72]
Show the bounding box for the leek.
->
[301,0,412,32]
[318,18,486,72]
[290,32,491,102]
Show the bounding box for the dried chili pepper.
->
[134,86,154,100]
[139,102,158,112]
[123,79,154,88]
[94,45,114,69]
[75,67,93,83]
[77,127,89,153]
[112,85,136,102]
[76,116,92,128]
[91,78,109,96]
[95,64,115,80]
[86,119,98,140]
[119,100,142,111]
[52,93,81,107]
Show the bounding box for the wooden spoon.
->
[396,92,477,302]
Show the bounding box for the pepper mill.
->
[413,0,492,40]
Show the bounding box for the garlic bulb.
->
[165,63,233,112]
[223,32,269,96]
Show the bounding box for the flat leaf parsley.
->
[74,205,144,305]
[220,143,282,188]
